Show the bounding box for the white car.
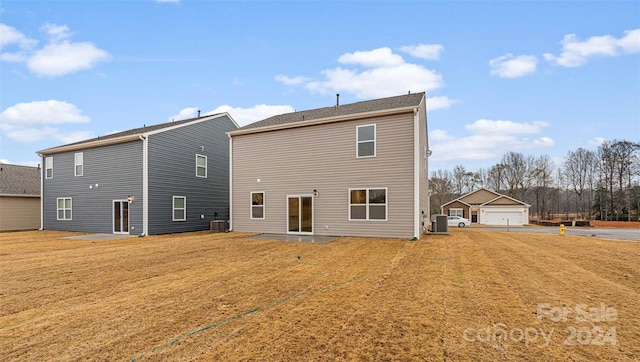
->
[447,216,470,228]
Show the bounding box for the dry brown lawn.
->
[0,229,638,361]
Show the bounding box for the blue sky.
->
[1,0,639,172]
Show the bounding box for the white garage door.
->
[484,211,523,226]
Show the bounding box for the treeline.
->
[430,139,640,221]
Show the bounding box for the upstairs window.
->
[75,153,83,176]
[173,196,186,221]
[349,188,387,221]
[57,197,72,220]
[45,157,53,179]
[251,192,265,219]
[356,124,376,158]
[196,154,207,178]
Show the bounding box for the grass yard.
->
[1,229,638,361]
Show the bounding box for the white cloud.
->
[207,104,295,127]
[0,100,90,125]
[489,54,537,78]
[169,104,295,127]
[0,23,37,49]
[427,96,457,111]
[617,29,640,53]
[587,137,608,147]
[0,123,92,143]
[28,40,110,77]
[338,47,406,67]
[1,22,110,77]
[544,28,640,67]
[0,159,41,167]
[0,23,38,62]
[274,74,310,85]
[41,23,72,42]
[169,107,199,121]
[429,119,554,163]
[399,44,444,60]
[465,119,549,134]
[0,100,91,143]
[279,47,446,100]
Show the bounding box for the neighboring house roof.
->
[442,187,530,208]
[37,113,236,155]
[0,163,41,196]
[230,92,425,135]
[481,194,530,207]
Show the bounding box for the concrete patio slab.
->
[250,234,338,243]
[62,234,138,241]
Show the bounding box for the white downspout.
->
[38,154,43,230]
[140,135,148,236]
[413,107,420,239]
[228,135,233,231]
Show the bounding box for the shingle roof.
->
[237,92,425,131]
[43,114,223,151]
[0,163,41,196]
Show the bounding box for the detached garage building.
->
[441,188,530,226]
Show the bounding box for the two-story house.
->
[228,92,430,239]
[37,113,238,235]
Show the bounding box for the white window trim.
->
[250,191,265,220]
[356,124,376,158]
[348,187,388,221]
[56,197,72,220]
[173,196,187,221]
[74,152,83,177]
[45,157,53,179]
[196,154,207,178]
[450,208,464,217]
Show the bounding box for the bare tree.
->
[564,148,596,218]
[452,165,479,196]
[598,141,617,220]
[500,151,533,200]
[611,140,640,220]
[531,154,555,219]
[487,164,506,192]
[429,169,454,215]
[598,140,640,220]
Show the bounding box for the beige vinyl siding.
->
[232,112,416,238]
[0,196,40,231]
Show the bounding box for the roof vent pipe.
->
[336,93,340,107]
[197,110,201,117]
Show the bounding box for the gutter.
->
[0,194,40,198]
[38,134,143,155]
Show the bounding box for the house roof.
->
[0,163,41,196]
[441,187,530,208]
[37,113,233,155]
[230,92,425,135]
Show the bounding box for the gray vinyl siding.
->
[42,141,143,233]
[147,115,235,234]
[418,98,430,234]
[231,111,416,239]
